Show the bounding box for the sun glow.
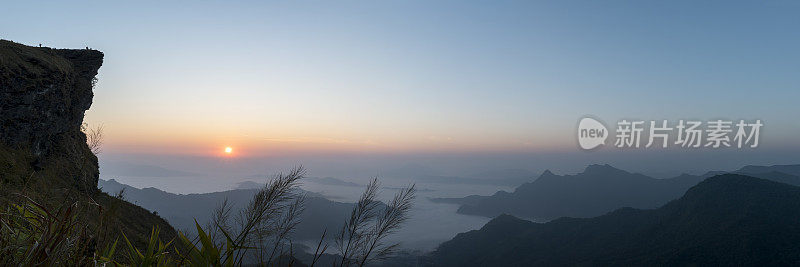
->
[224,147,233,154]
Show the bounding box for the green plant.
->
[95,238,119,265]
[177,220,244,266]
[0,196,96,266]
[0,166,417,266]
[178,166,306,266]
[122,226,174,266]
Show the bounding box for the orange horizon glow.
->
[84,118,572,157]
[92,136,574,158]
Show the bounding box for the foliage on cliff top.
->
[0,39,76,75]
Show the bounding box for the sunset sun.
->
[224,147,233,154]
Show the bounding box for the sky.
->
[2,1,800,177]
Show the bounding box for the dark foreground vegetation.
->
[1,165,416,266]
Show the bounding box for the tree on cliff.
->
[81,123,104,155]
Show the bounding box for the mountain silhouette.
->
[98,179,355,240]
[433,164,800,221]
[737,164,800,177]
[428,174,800,266]
[433,164,704,220]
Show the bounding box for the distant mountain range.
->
[427,174,800,266]
[432,164,800,221]
[98,179,354,240]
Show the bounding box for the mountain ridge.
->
[428,174,800,266]
[433,164,800,221]
[99,178,361,240]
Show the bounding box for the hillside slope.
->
[99,178,354,240]
[428,174,800,266]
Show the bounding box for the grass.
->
[0,164,417,266]
[0,39,74,78]
[0,142,180,262]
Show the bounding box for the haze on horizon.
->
[3,1,800,179]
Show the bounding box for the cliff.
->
[0,39,102,191]
[0,40,177,249]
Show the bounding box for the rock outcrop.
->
[0,40,102,190]
[0,40,178,249]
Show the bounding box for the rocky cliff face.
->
[0,40,179,249]
[0,40,103,191]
